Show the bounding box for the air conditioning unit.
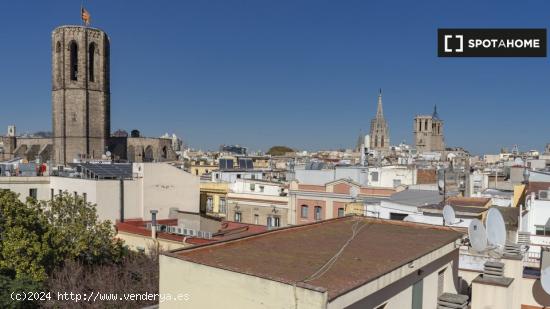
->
[159,225,167,232]
[176,227,183,235]
[540,190,550,200]
[182,228,189,236]
[145,223,152,230]
[187,229,196,237]
[202,231,212,239]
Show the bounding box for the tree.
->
[266,146,294,156]
[39,193,126,266]
[0,190,53,281]
[0,190,128,307]
[45,249,159,308]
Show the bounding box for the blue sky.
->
[0,1,548,154]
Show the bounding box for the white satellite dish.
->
[541,266,550,294]
[106,151,112,157]
[468,219,488,252]
[486,208,507,250]
[443,205,457,225]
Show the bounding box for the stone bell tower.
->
[51,25,110,165]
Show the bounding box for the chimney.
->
[483,261,504,278]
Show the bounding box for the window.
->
[536,225,550,236]
[219,198,226,214]
[88,43,95,82]
[206,197,213,213]
[50,188,54,200]
[338,208,345,217]
[393,179,401,187]
[412,279,423,309]
[234,212,242,222]
[371,172,379,182]
[29,188,37,199]
[250,183,256,191]
[301,205,308,218]
[58,189,62,196]
[74,191,78,199]
[69,41,78,81]
[271,216,280,227]
[438,268,446,296]
[254,214,259,224]
[56,42,62,82]
[83,192,87,203]
[390,213,408,221]
[314,206,322,220]
[259,185,264,192]
[237,174,242,179]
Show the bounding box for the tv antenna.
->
[541,248,550,294]
[468,219,488,252]
[486,208,507,252]
[467,208,507,255]
[442,205,462,226]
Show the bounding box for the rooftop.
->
[388,189,442,206]
[526,181,550,198]
[165,216,461,300]
[445,196,491,207]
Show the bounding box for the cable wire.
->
[302,219,370,283]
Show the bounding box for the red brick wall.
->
[333,201,346,218]
[298,184,325,192]
[417,169,437,184]
[333,183,351,194]
[297,199,326,224]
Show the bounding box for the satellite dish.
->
[468,219,488,252]
[106,151,112,157]
[486,208,507,250]
[541,266,550,294]
[443,205,456,225]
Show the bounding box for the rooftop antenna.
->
[541,248,550,294]
[468,219,488,252]
[486,208,507,252]
[442,205,461,226]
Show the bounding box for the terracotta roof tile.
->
[166,216,461,300]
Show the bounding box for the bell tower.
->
[51,25,110,165]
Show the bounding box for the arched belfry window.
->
[69,41,78,81]
[56,42,62,83]
[88,43,95,82]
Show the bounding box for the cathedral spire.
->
[432,104,439,119]
[376,88,384,119]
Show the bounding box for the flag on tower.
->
[81,7,91,26]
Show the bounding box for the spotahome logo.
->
[438,29,546,57]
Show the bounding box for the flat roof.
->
[165,216,461,300]
[389,189,442,206]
